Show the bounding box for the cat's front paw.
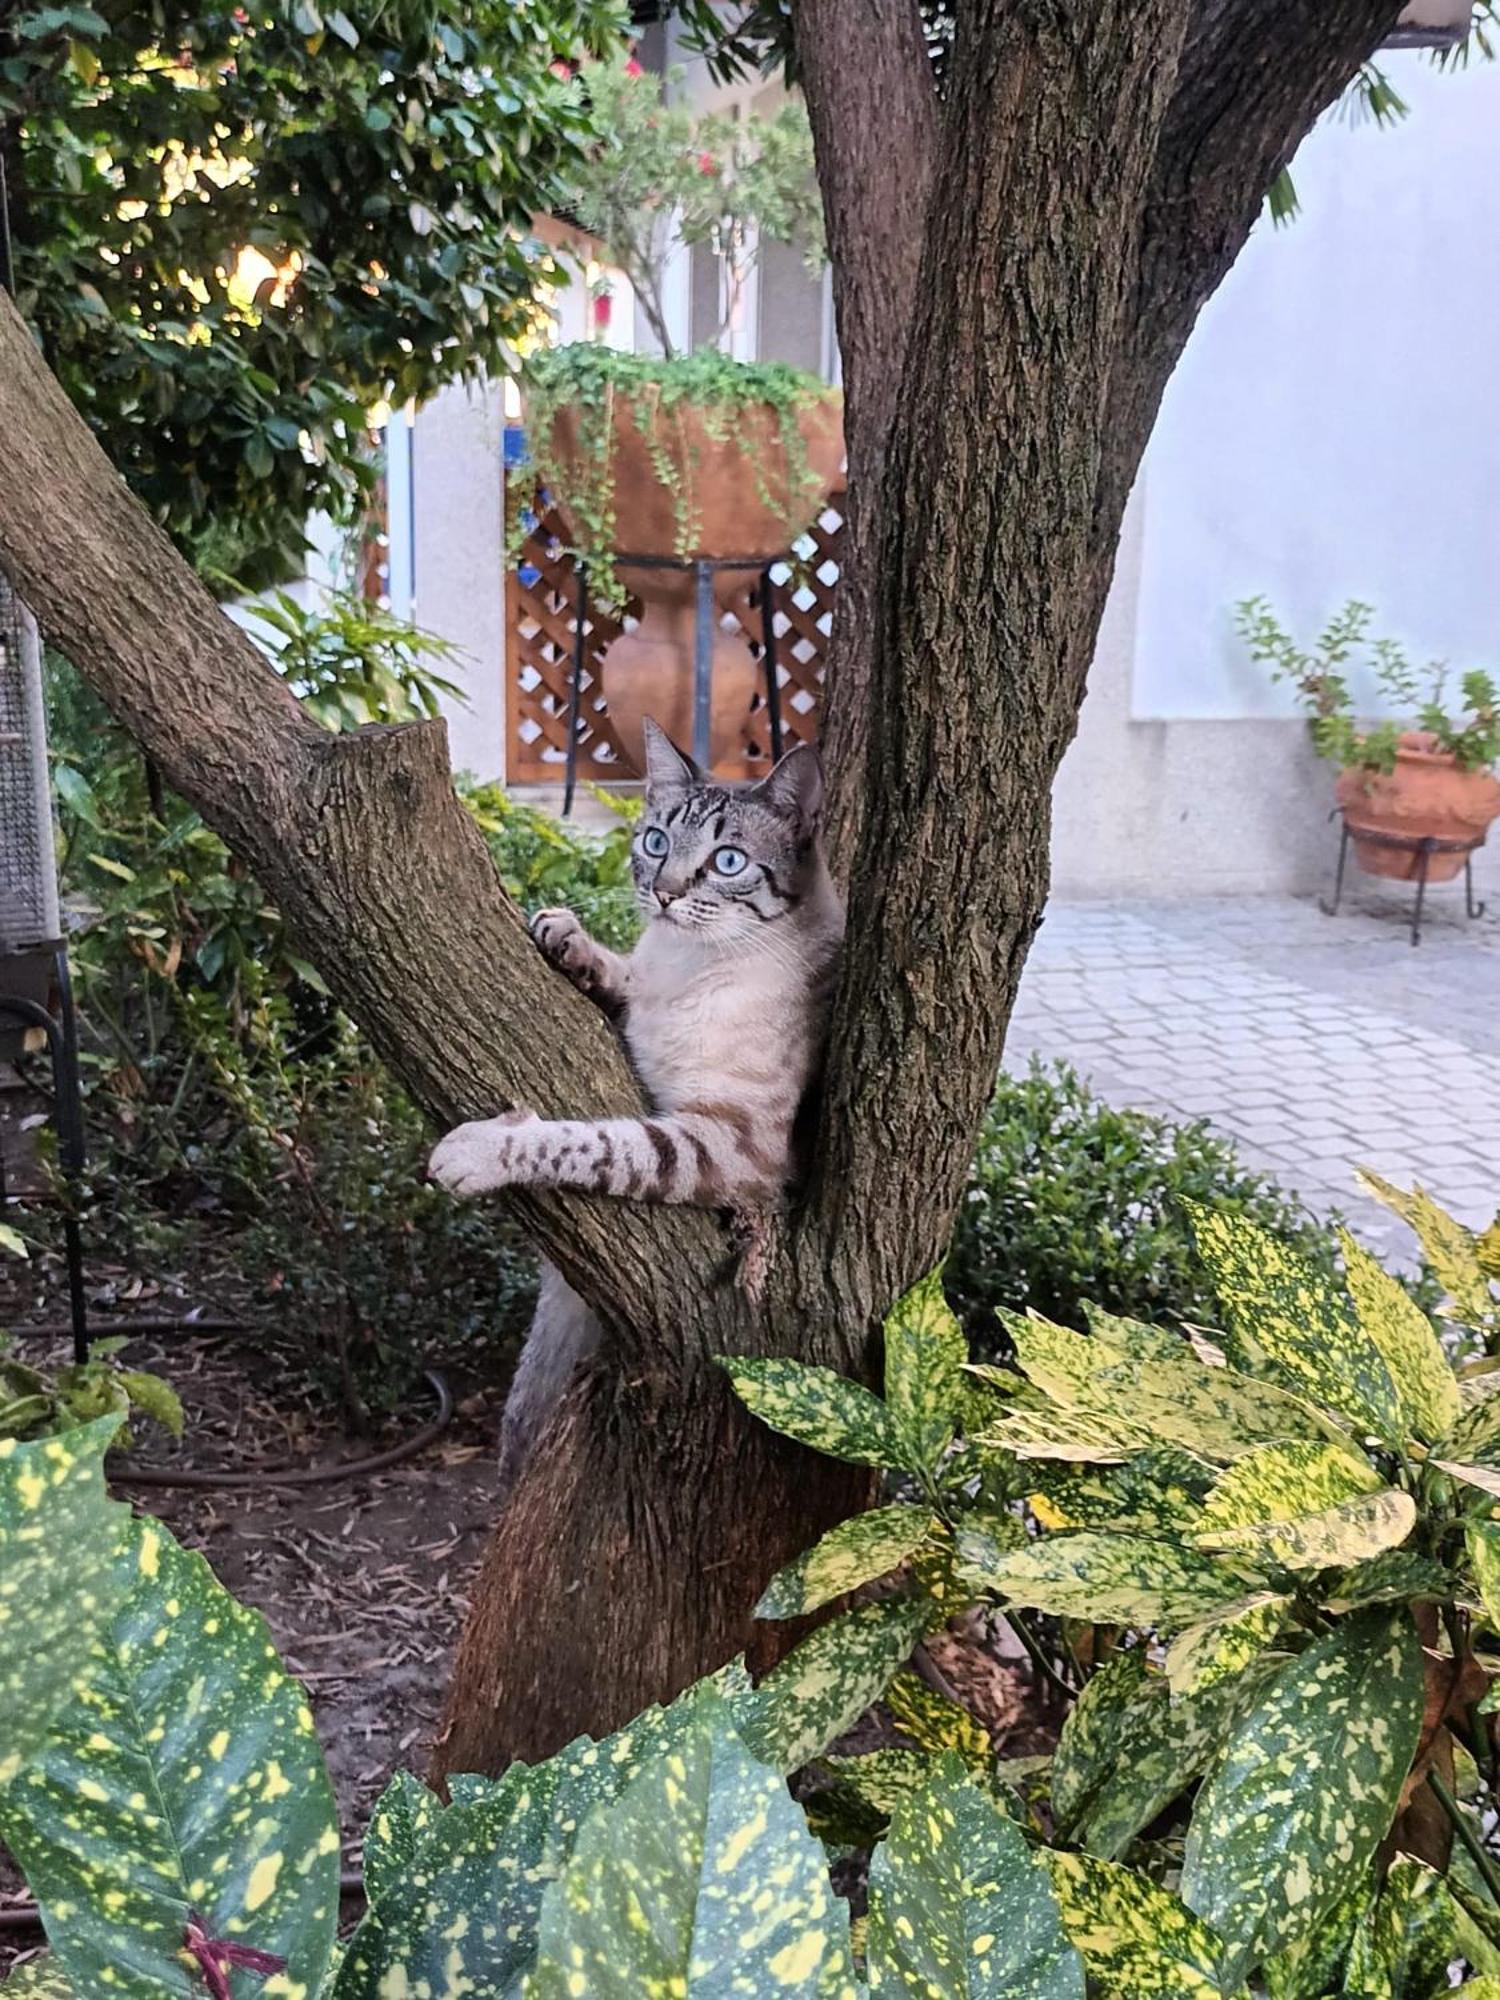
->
[531,908,588,977]
[428,1110,537,1197]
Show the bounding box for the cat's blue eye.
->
[641,826,669,858]
[713,846,749,877]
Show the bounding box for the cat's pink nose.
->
[655,887,678,909]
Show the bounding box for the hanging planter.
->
[526,345,843,768]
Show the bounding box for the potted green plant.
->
[524,52,844,769]
[1237,596,1500,881]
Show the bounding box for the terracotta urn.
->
[1335,731,1500,881]
[546,389,844,771]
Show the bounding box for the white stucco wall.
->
[1053,51,1500,899]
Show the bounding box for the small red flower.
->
[184,1915,287,2000]
[592,292,612,330]
[549,58,573,78]
[696,151,718,175]
[624,56,643,76]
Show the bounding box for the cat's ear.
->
[640,717,700,801]
[753,742,824,833]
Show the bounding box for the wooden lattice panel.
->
[505,497,845,788]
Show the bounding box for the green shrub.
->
[8,1183,1500,1997]
[947,1059,1352,1343]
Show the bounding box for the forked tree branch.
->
[0,290,725,1346]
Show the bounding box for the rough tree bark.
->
[0,0,1404,1775]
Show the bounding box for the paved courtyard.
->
[1005,884,1500,1265]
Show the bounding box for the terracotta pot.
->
[545,388,845,771]
[1335,731,1500,881]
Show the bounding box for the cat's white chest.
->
[623,927,794,1110]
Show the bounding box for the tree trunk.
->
[0,0,1405,1774]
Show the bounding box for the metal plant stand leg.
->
[1410,839,1436,949]
[759,563,784,766]
[1467,855,1487,922]
[562,563,589,819]
[1320,818,1351,919]
[0,960,89,1364]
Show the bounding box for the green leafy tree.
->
[0,0,627,586]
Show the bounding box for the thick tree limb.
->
[792,0,938,878]
[0,290,725,1346]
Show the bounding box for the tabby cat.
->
[428,719,845,1491]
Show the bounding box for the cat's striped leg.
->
[428,1105,785,1207]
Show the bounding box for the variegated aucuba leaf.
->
[359,1768,440,1909]
[1166,1594,1291,1699]
[755,1505,936,1620]
[0,1516,339,2000]
[0,1415,131,1788]
[1435,1459,1500,1501]
[976,1403,1130,1465]
[1457,1984,1500,1997]
[1043,1851,1226,1997]
[1466,1520,1500,1636]
[735,1595,928,1774]
[1079,1303,1185,1361]
[1026,1450,1212,1534]
[1181,1605,1424,1990]
[1197,1439,1380,1531]
[884,1667,992,1763]
[1193,1487,1417,1576]
[529,1697,858,2000]
[1357,1169,1496,1331]
[1320,1549,1455,1614]
[1340,1230,1461,1444]
[719,1356,905,1468]
[956,1523,1263,1629]
[1445,1387,1500,1459]
[1007,1311,1349,1464]
[1188,1204,1404,1443]
[819,1747,935,1818]
[1479,1217,1500,1280]
[0,1960,77,1995]
[1051,1648,1278,1862]
[866,1755,1084,1998]
[883,1270,967,1474]
[1261,1870,1371,2000]
[1341,1854,1463,2000]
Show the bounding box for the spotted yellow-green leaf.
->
[756,1506,935,1620]
[1198,1439,1380,1529]
[0,1221,29,1260]
[819,1747,935,1819]
[977,1401,1130,1464]
[1079,1304,1186,1361]
[1261,1871,1370,2000]
[884,1669,992,1764]
[0,1416,131,1787]
[1026,1451,1211,1535]
[341,1673,757,1998]
[866,1755,1084,1998]
[1196,1488,1416,1574]
[1340,1230,1460,1442]
[1,1961,76,1996]
[1321,1549,1455,1614]
[1341,1854,1461,2000]
[883,1270,967,1473]
[1458,1985,1500,1997]
[1051,1648,1277,1861]
[737,1595,928,1774]
[1190,1204,1404,1441]
[1006,1310,1347,1463]
[1468,1521,1500,1637]
[1478,1217,1500,1281]
[1166,1595,1291,1699]
[1357,1171,1495,1330]
[1182,1606,1424,1989]
[720,1356,904,1469]
[1044,1851,1225,1997]
[0,1515,338,1999]
[360,1768,439,1909]
[529,1697,857,1999]
[956,1524,1261,1629]
[1443,1389,1500,1462]
[1435,1459,1500,1500]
